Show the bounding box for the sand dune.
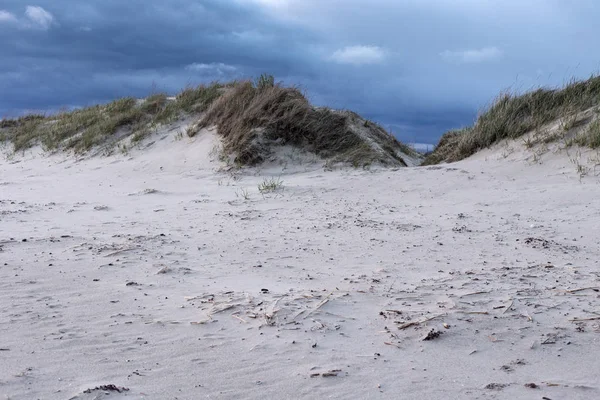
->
[1,127,599,399]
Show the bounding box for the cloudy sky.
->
[1,0,599,144]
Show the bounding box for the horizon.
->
[1,0,599,145]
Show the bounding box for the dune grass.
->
[574,118,600,148]
[0,83,226,153]
[423,75,600,165]
[258,177,284,193]
[188,79,413,166]
[1,75,413,167]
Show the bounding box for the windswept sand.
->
[1,131,599,399]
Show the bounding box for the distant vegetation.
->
[0,75,416,167]
[423,75,600,165]
[0,83,229,154]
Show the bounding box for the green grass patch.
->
[258,177,284,193]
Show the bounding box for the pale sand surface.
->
[1,131,599,399]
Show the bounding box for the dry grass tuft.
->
[422,129,467,166]
[141,93,168,114]
[425,75,600,164]
[189,80,412,166]
[574,118,600,148]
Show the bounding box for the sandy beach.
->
[1,129,599,399]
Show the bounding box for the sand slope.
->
[1,131,599,399]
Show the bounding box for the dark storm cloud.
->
[0,0,318,112]
[1,0,600,144]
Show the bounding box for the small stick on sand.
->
[387,278,398,293]
[303,293,332,320]
[232,314,247,323]
[396,314,445,330]
[209,304,235,315]
[324,311,357,320]
[503,299,514,314]
[291,309,306,320]
[266,298,282,319]
[459,291,491,298]
[565,287,600,294]
[569,316,600,322]
[104,247,139,257]
[185,294,215,302]
[455,311,489,315]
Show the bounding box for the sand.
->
[1,130,599,399]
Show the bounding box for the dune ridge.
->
[0,76,419,169]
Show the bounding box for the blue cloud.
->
[1,0,599,144]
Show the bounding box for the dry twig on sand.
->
[302,293,333,320]
[104,247,139,257]
[569,316,600,322]
[456,311,489,315]
[459,291,491,298]
[564,287,600,294]
[232,314,247,323]
[396,314,445,330]
[210,304,235,315]
[384,342,402,348]
[503,299,514,314]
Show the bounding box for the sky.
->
[1,0,599,145]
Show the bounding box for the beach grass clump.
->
[188,78,413,166]
[424,75,600,164]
